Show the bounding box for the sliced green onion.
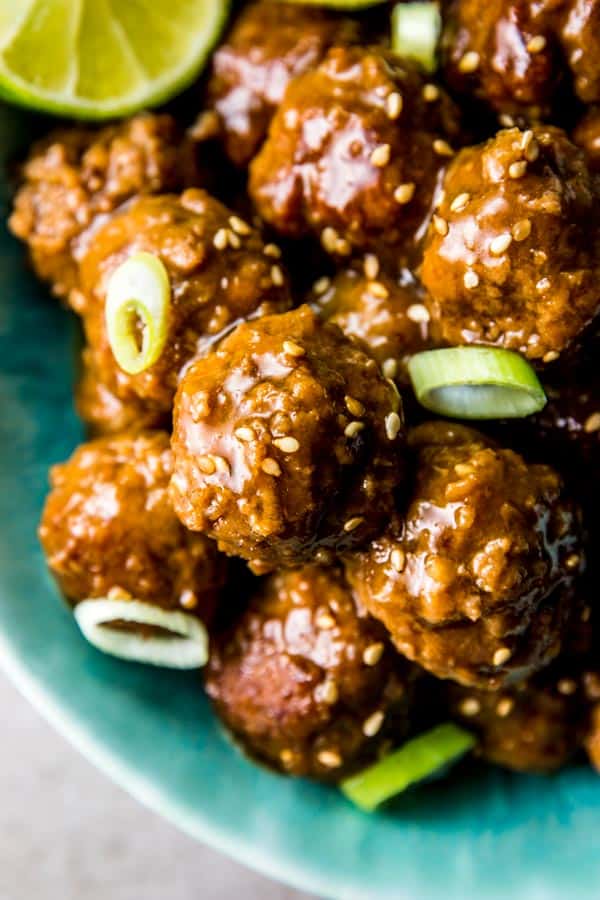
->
[341,723,475,812]
[105,252,171,376]
[392,2,442,73]
[74,598,208,669]
[408,347,547,419]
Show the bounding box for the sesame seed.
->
[524,139,539,162]
[228,229,242,249]
[385,411,402,440]
[537,278,552,294]
[261,458,282,476]
[499,113,515,127]
[213,455,230,475]
[433,214,449,236]
[386,91,403,119]
[271,265,285,286]
[313,276,331,295]
[423,83,440,102]
[213,228,228,250]
[382,358,398,379]
[316,680,339,705]
[321,226,339,253]
[364,254,380,280]
[336,238,352,256]
[368,280,389,299]
[557,678,577,696]
[345,420,365,438]
[235,426,256,442]
[512,219,532,241]
[543,349,559,363]
[390,547,406,572]
[464,270,479,289]
[508,160,527,179]
[584,412,600,433]
[527,35,547,54]
[229,215,251,235]
[493,647,512,666]
[458,50,480,73]
[363,642,385,666]
[344,516,365,532]
[180,589,198,610]
[280,749,295,766]
[520,130,534,151]
[394,182,416,204]
[316,613,336,629]
[273,436,300,453]
[107,586,132,601]
[363,710,385,737]
[370,143,391,167]
[496,697,514,717]
[345,395,365,417]
[459,697,481,716]
[198,455,217,475]
[406,303,430,323]
[264,243,282,258]
[489,233,513,256]
[317,749,342,768]
[566,553,581,569]
[450,192,470,213]
[433,139,454,157]
[283,340,305,357]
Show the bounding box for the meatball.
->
[442,0,600,117]
[75,349,169,436]
[204,0,360,166]
[39,431,225,620]
[9,114,199,301]
[344,421,585,689]
[573,107,600,172]
[448,661,589,772]
[420,126,600,362]
[205,565,418,780]
[170,305,405,572]
[312,265,432,385]
[249,46,461,265]
[77,188,291,418]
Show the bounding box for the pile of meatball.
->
[14,0,600,783]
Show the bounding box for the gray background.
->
[0,671,315,900]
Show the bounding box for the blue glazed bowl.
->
[0,104,598,900]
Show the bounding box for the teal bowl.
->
[1,104,599,900]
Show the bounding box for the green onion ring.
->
[408,347,547,419]
[341,723,475,812]
[105,252,171,375]
[391,2,442,73]
[74,599,208,669]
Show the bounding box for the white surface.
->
[0,672,316,900]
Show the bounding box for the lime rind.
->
[0,0,230,120]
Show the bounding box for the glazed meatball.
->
[77,188,291,418]
[170,305,405,572]
[9,114,199,301]
[448,661,589,772]
[203,0,360,166]
[344,421,585,689]
[573,107,600,172]
[442,0,600,117]
[312,265,432,385]
[75,349,169,436]
[420,126,600,362]
[249,46,461,265]
[39,431,226,620]
[205,565,418,780]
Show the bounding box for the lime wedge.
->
[0,0,230,120]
